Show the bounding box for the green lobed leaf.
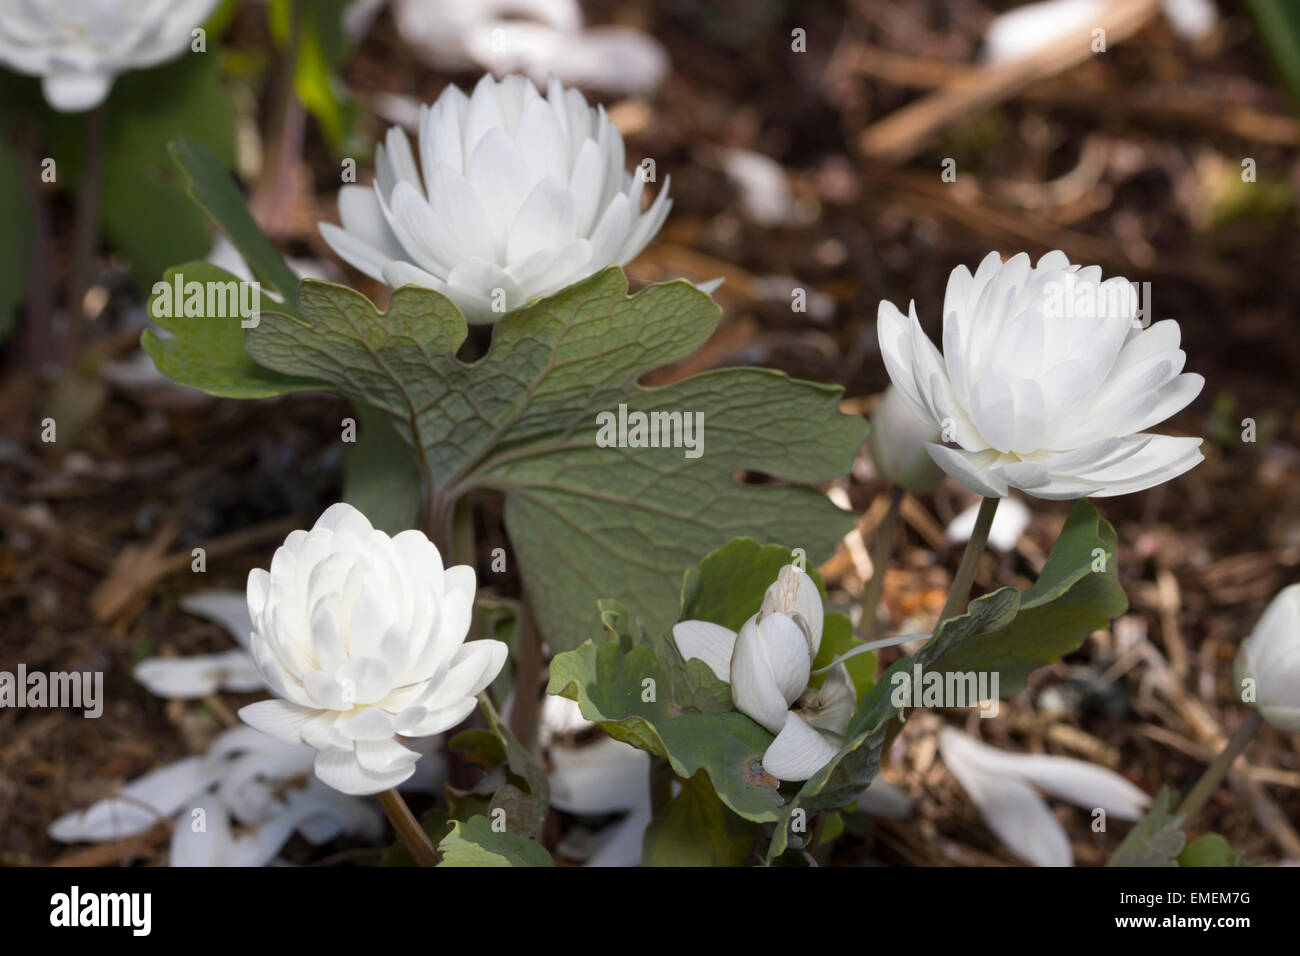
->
[926,499,1127,695]
[643,771,757,866]
[244,269,864,651]
[1107,787,1186,867]
[141,262,322,398]
[548,639,784,822]
[436,816,554,867]
[343,401,421,533]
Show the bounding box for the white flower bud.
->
[758,564,824,659]
[730,612,812,735]
[1234,584,1300,731]
[868,385,945,494]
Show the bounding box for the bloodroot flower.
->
[239,503,506,795]
[877,251,1204,500]
[319,72,672,322]
[0,0,219,112]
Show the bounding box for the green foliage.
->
[143,262,319,398]
[1249,0,1300,109]
[103,55,235,289]
[381,698,548,865]
[43,54,239,292]
[1178,833,1247,867]
[450,699,550,841]
[643,772,757,866]
[548,636,784,822]
[151,140,864,653]
[437,816,555,867]
[166,140,298,301]
[1108,788,1187,867]
[929,499,1127,695]
[267,0,361,153]
[343,394,422,533]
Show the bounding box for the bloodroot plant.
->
[138,61,1250,866]
[143,71,863,864]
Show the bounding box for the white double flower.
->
[319,72,671,323]
[239,503,507,796]
[672,565,854,781]
[877,251,1204,499]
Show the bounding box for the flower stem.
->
[507,598,544,748]
[1176,710,1263,825]
[67,103,105,357]
[420,481,453,557]
[378,788,439,866]
[935,496,1000,626]
[860,485,905,641]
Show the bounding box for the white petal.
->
[134,650,265,699]
[762,712,841,781]
[48,757,211,843]
[549,737,651,815]
[670,620,737,683]
[319,222,392,282]
[759,565,824,656]
[730,613,811,733]
[354,737,421,773]
[939,729,1072,866]
[999,753,1151,820]
[507,179,576,267]
[180,589,254,648]
[238,699,321,745]
[42,70,113,112]
[926,444,1009,497]
[314,748,415,796]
